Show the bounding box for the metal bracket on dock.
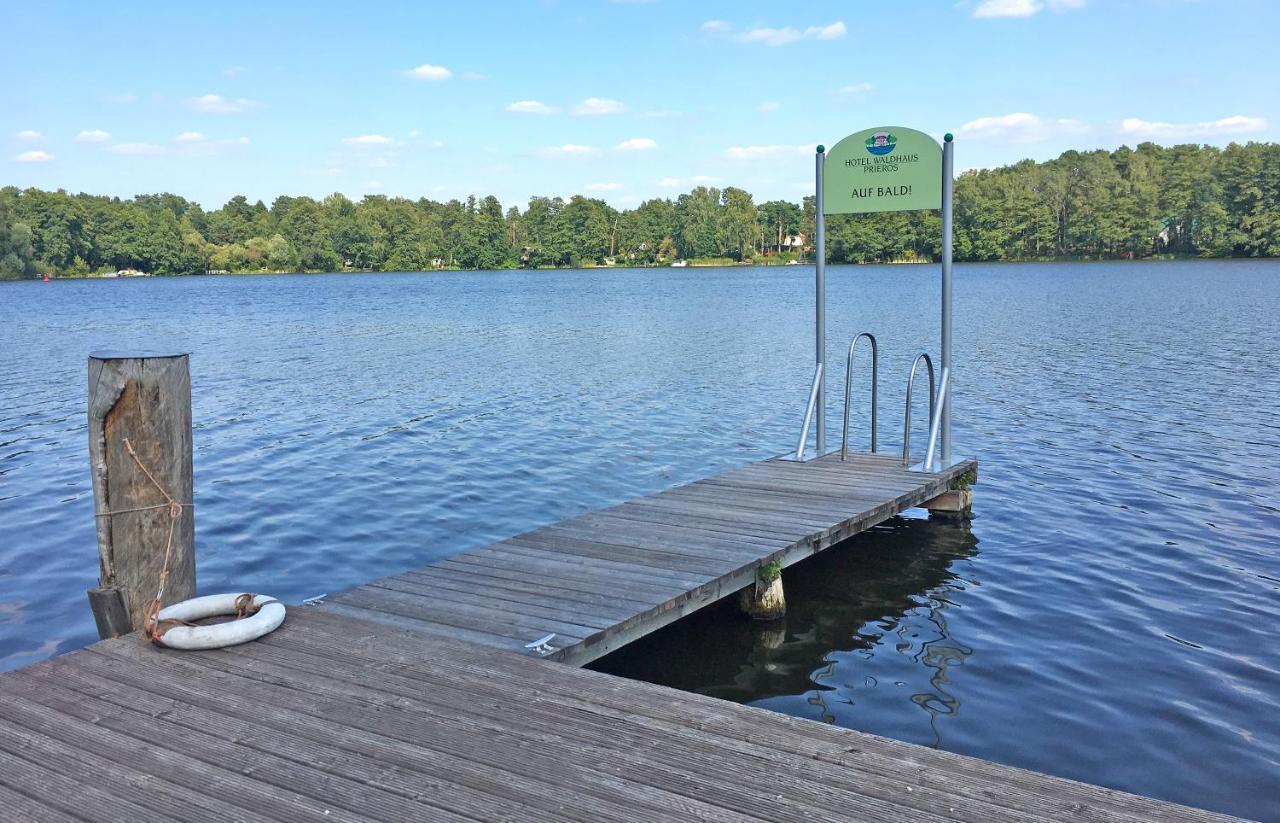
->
[524,633,558,656]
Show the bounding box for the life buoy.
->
[152,593,286,650]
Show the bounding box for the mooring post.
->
[86,353,196,637]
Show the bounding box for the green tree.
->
[0,199,36,279]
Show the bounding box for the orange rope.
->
[92,437,193,642]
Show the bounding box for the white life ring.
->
[153,593,286,650]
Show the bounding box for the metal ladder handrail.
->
[923,367,950,472]
[902,353,936,466]
[794,363,824,461]
[840,332,878,460]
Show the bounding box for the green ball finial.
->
[944,132,954,143]
[816,144,825,154]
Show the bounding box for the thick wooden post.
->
[87,353,196,637]
[739,561,786,620]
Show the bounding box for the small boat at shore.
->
[671,260,688,267]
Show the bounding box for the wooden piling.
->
[921,488,973,519]
[86,353,196,637]
[739,562,786,620]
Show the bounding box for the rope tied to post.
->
[93,437,194,641]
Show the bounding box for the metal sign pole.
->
[814,146,827,455]
[940,134,954,465]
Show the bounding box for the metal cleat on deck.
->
[524,633,558,656]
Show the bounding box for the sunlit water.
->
[1,261,1277,819]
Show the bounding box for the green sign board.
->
[823,126,942,215]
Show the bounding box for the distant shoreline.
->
[9,255,1277,283]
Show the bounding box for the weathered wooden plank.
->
[331,585,594,647]
[19,662,667,823]
[94,638,944,823]
[437,552,693,600]
[291,609,1235,823]
[0,782,81,823]
[508,532,736,576]
[0,720,185,821]
[399,564,657,611]
[84,641,812,822]
[368,575,632,629]
[0,684,338,823]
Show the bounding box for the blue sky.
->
[5,0,1277,209]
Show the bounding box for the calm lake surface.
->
[2,261,1278,819]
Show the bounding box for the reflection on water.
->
[592,514,980,749]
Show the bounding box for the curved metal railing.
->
[902,353,936,466]
[840,332,878,461]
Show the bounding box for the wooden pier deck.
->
[0,608,1234,822]
[0,451,1239,820]
[321,452,980,665]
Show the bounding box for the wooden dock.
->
[0,452,1239,821]
[0,609,1234,822]
[322,452,979,665]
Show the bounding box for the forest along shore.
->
[2,140,1277,279]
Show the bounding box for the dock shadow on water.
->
[591,514,980,748]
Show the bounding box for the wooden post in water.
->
[86,353,196,638]
[739,561,785,620]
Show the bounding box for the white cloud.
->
[108,143,166,156]
[839,83,873,95]
[545,144,599,156]
[956,112,1091,142]
[403,64,452,81]
[725,144,811,160]
[638,109,683,119]
[805,21,847,40]
[973,0,1086,17]
[758,101,782,113]
[572,97,627,116]
[973,0,1040,17]
[690,175,718,184]
[14,150,53,163]
[617,137,657,151]
[76,129,112,142]
[1120,114,1267,140]
[15,130,41,140]
[342,134,396,146]
[223,65,248,78]
[656,177,682,188]
[506,100,560,115]
[584,182,622,191]
[365,180,383,190]
[712,20,847,46]
[186,94,260,114]
[175,131,205,143]
[736,27,803,46]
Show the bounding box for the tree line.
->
[2,140,1277,280]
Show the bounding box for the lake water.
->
[1,261,1278,819]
